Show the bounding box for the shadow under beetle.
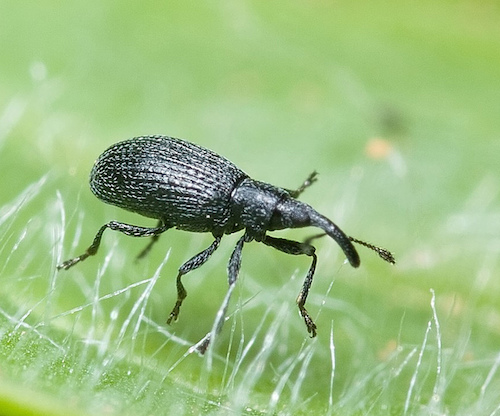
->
[58,135,395,354]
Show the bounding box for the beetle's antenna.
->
[303,233,395,265]
[349,237,396,264]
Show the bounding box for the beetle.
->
[58,135,394,354]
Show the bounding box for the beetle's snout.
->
[309,210,360,268]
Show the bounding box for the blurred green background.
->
[1,0,499,414]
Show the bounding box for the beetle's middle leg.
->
[136,220,165,260]
[262,235,318,337]
[195,233,249,355]
[167,236,222,325]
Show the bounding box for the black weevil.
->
[58,135,395,353]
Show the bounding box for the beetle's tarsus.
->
[166,305,181,325]
[57,255,86,270]
[299,307,318,338]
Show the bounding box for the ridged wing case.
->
[90,136,248,233]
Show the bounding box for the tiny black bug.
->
[58,135,395,354]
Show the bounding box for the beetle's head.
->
[269,198,311,230]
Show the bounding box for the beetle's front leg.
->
[262,235,318,337]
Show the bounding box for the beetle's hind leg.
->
[287,171,318,198]
[167,236,222,325]
[57,221,171,270]
[262,235,318,337]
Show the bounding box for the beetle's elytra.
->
[58,135,395,354]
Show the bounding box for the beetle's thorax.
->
[226,178,312,240]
